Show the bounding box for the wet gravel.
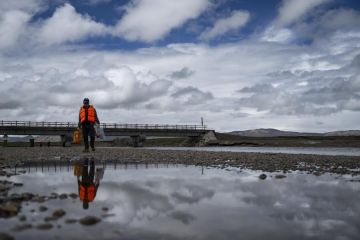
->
[0,146,359,175]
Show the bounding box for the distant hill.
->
[227,128,359,137]
[324,130,360,136]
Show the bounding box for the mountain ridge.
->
[227,128,360,137]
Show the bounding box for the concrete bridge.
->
[0,120,218,147]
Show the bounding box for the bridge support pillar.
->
[61,134,72,147]
[2,133,8,147]
[130,134,146,147]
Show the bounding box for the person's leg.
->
[89,159,95,182]
[89,124,96,151]
[82,125,89,150]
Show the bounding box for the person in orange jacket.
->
[78,98,100,152]
[77,157,100,209]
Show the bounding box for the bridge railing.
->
[0,121,208,131]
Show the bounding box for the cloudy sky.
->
[1,0,360,132]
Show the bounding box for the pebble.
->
[11,223,32,231]
[59,194,68,200]
[0,233,14,240]
[0,201,21,218]
[69,193,78,199]
[65,219,77,224]
[52,209,66,219]
[36,223,53,230]
[79,216,101,225]
[275,174,286,179]
[259,174,267,180]
[39,206,48,212]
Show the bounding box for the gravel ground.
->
[1,146,360,175]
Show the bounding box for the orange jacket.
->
[79,105,96,123]
[79,184,96,202]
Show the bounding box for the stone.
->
[52,209,66,219]
[69,193,78,199]
[31,196,45,203]
[44,216,57,222]
[0,201,21,218]
[59,194,68,200]
[0,184,8,193]
[39,206,48,212]
[259,174,267,180]
[65,219,77,224]
[13,183,23,187]
[36,223,53,230]
[11,223,32,231]
[0,233,14,240]
[275,174,286,179]
[18,215,26,221]
[79,216,101,225]
[21,193,34,201]
[101,207,109,212]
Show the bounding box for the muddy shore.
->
[1,147,360,175]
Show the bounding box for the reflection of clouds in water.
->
[169,210,196,224]
[5,166,360,240]
[171,184,214,204]
[97,180,213,227]
[235,174,360,239]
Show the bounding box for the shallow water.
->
[146,146,360,156]
[1,161,360,240]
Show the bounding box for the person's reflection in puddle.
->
[74,157,104,209]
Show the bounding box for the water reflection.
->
[1,162,359,240]
[74,158,104,209]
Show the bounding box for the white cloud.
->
[262,0,331,43]
[275,0,331,27]
[115,0,209,42]
[38,3,108,45]
[0,0,46,14]
[200,10,250,40]
[0,10,31,49]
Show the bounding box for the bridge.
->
[0,120,217,147]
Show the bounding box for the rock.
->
[18,215,26,221]
[79,216,101,225]
[0,184,8,193]
[52,209,66,219]
[101,207,109,212]
[39,206,48,212]
[13,183,23,187]
[65,219,77,224]
[0,232,14,240]
[36,223,53,230]
[59,194,68,200]
[275,174,286,179]
[11,223,32,231]
[313,171,322,176]
[31,196,45,203]
[9,193,23,202]
[0,201,21,218]
[44,216,57,222]
[69,193,78,199]
[259,174,267,180]
[21,193,34,201]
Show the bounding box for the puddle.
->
[1,158,360,240]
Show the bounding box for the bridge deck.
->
[0,121,210,137]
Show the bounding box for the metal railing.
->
[0,120,208,131]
